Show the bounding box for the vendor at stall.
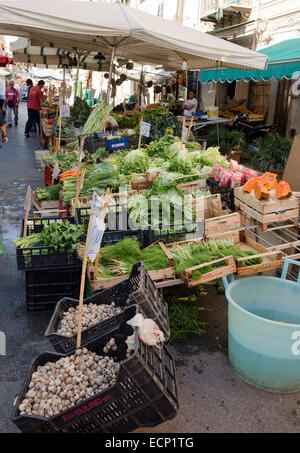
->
[183,90,198,116]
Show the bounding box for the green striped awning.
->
[200,38,300,83]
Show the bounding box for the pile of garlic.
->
[57,302,122,337]
[18,348,120,418]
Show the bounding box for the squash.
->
[254,181,270,200]
[262,172,277,190]
[243,177,258,192]
[276,181,292,199]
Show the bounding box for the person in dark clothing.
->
[26,79,37,132]
[0,105,8,148]
[25,80,45,137]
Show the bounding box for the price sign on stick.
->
[87,217,106,263]
[141,121,151,138]
[94,188,111,275]
[23,186,32,238]
[52,162,60,184]
[61,105,70,118]
[91,191,104,219]
[77,187,110,349]
[72,137,85,216]
[79,150,85,162]
[182,126,189,144]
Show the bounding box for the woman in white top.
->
[183,90,198,116]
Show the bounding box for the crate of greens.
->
[13,305,178,433]
[163,236,273,286]
[85,238,175,292]
[45,262,170,354]
[14,217,83,270]
[32,185,62,213]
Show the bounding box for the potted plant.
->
[247,133,292,178]
[206,126,247,163]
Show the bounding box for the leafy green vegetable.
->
[171,238,263,281]
[52,117,76,139]
[36,184,63,201]
[71,97,91,128]
[93,238,169,279]
[136,107,181,141]
[39,222,84,251]
[166,293,206,345]
[67,103,114,148]
[119,149,150,175]
[43,151,79,172]
[197,146,229,168]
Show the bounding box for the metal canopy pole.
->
[106,45,116,104]
[62,66,66,104]
[74,55,80,98]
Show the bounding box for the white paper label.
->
[79,150,85,162]
[54,167,61,179]
[182,126,189,143]
[141,121,151,138]
[91,191,104,219]
[87,217,106,262]
[61,105,70,118]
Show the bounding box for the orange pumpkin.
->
[275,181,292,199]
[254,181,270,200]
[264,172,277,190]
[243,177,258,192]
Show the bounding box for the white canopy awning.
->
[0,0,268,72]
[11,37,113,72]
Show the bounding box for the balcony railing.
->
[200,0,253,21]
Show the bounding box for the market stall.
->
[199,38,300,134]
[9,0,300,437]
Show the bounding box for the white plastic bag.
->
[127,314,165,347]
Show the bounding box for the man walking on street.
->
[26,79,37,133]
[5,80,19,127]
[25,80,45,137]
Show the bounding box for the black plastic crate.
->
[78,206,145,248]
[12,306,178,433]
[25,266,81,312]
[84,134,108,154]
[76,204,130,232]
[143,221,203,247]
[45,262,169,354]
[207,177,235,212]
[16,217,81,271]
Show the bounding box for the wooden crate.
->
[200,197,241,239]
[178,179,207,193]
[53,136,73,151]
[180,255,236,287]
[129,170,160,191]
[32,190,60,213]
[234,230,283,276]
[163,237,236,286]
[87,241,175,292]
[234,187,299,231]
[41,118,53,137]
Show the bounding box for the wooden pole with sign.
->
[58,92,62,152]
[52,162,59,186]
[181,117,186,150]
[72,137,85,216]
[138,117,144,149]
[76,187,110,349]
[72,166,86,217]
[76,211,94,349]
[93,188,111,275]
[186,120,193,142]
[23,186,32,238]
